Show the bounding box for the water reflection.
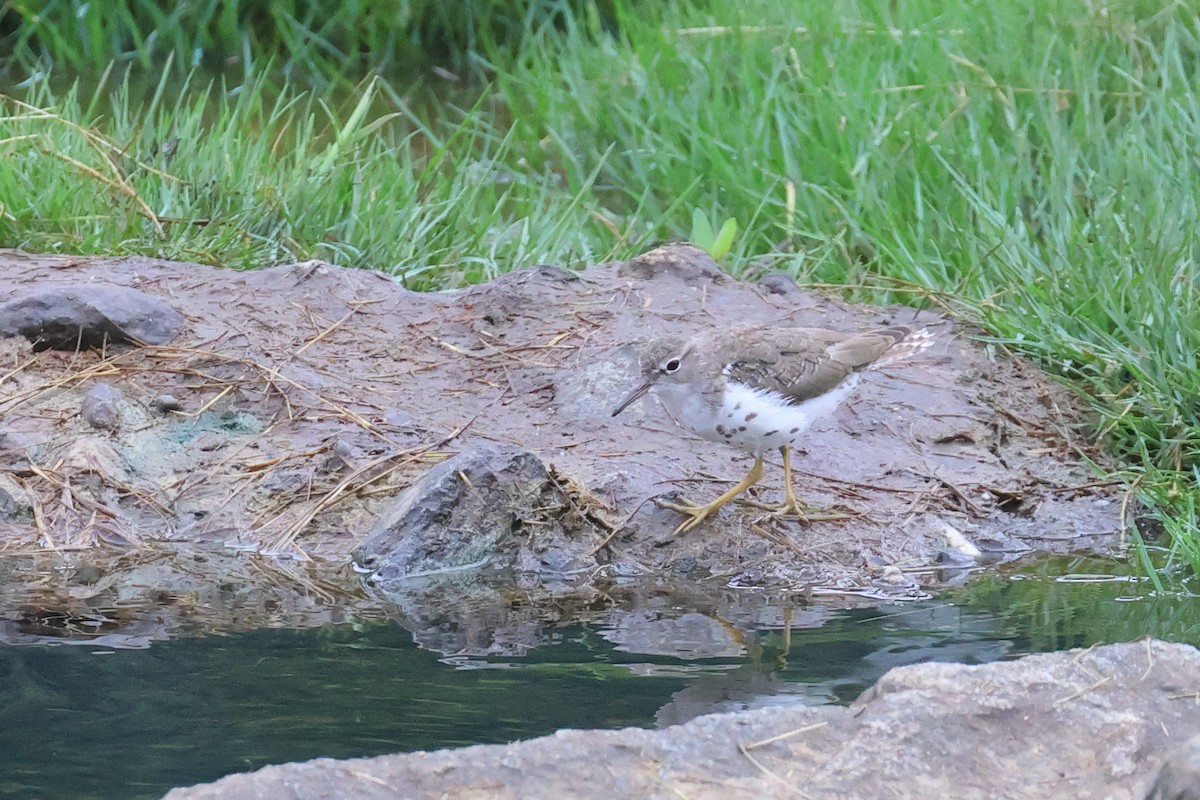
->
[0,555,1195,799]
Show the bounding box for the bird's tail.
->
[870,326,936,370]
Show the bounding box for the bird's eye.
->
[664,358,682,373]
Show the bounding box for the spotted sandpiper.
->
[611,324,933,534]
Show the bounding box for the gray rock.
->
[616,243,726,285]
[0,284,184,350]
[192,432,226,452]
[330,437,359,466]
[758,271,802,295]
[152,394,183,413]
[60,437,131,482]
[0,475,31,521]
[162,640,1200,800]
[382,409,415,427]
[353,443,599,583]
[81,383,124,431]
[0,429,41,466]
[1145,733,1200,800]
[528,263,579,282]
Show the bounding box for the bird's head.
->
[611,334,698,417]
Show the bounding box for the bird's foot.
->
[655,457,766,535]
[656,496,728,535]
[739,493,844,522]
[773,491,820,519]
[774,500,855,523]
[778,479,817,520]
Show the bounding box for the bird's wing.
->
[723,327,909,403]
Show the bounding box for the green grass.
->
[0,72,616,282]
[0,0,595,85]
[1,0,1198,586]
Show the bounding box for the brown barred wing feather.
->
[722,326,910,404]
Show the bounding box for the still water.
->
[1,559,1194,800]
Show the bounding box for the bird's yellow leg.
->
[776,445,816,517]
[659,456,764,534]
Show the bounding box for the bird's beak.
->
[611,381,653,417]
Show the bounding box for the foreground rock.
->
[0,283,183,349]
[1147,733,1200,800]
[163,640,1200,800]
[353,443,599,583]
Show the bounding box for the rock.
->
[330,437,359,466]
[938,520,982,559]
[0,284,184,350]
[81,383,124,431]
[192,432,226,452]
[60,438,131,482]
[0,429,41,466]
[617,243,726,285]
[758,271,802,295]
[352,443,599,583]
[382,409,415,427]
[528,263,578,282]
[152,394,183,413]
[0,475,31,521]
[162,640,1200,800]
[72,563,105,586]
[1145,733,1200,800]
[874,564,911,587]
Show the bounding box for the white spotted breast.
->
[665,375,861,456]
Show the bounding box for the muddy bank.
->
[162,640,1200,800]
[0,245,1123,650]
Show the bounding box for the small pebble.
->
[0,487,18,520]
[935,549,976,568]
[332,438,359,466]
[758,272,801,295]
[671,557,697,575]
[153,394,183,413]
[193,432,225,452]
[384,409,415,427]
[72,564,104,585]
[81,383,123,431]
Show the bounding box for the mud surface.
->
[0,245,1122,649]
[164,640,1200,800]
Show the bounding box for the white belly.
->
[657,376,860,456]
